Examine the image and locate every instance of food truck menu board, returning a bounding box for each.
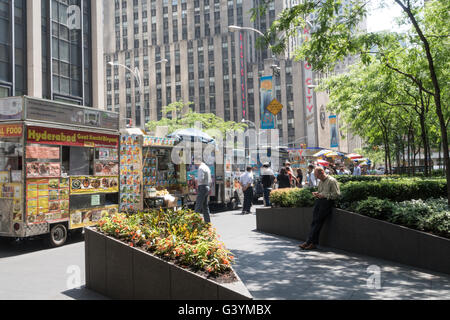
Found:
[70,176,119,194]
[70,204,119,229]
[26,178,70,225]
[0,182,23,222]
[143,136,177,147]
[119,135,142,211]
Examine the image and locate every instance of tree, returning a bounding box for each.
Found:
[145,100,247,137]
[254,0,450,203]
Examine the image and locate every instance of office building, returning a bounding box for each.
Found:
[104,0,362,151]
[0,0,105,108]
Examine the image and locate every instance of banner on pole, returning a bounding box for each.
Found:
[260,76,275,130]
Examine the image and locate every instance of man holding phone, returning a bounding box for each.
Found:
[299,167,341,250]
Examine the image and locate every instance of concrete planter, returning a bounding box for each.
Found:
[85,228,252,300]
[256,207,450,275]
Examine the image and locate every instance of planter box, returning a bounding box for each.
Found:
[84,227,252,300]
[256,207,450,275]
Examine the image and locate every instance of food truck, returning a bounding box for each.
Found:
[184,145,244,210]
[119,131,185,212]
[0,96,120,247]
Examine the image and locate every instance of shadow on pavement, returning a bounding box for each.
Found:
[228,230,449,300]
[0,233,85,259]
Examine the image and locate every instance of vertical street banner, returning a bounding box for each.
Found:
[303,61,316,148]
[302,19,317,148]
[260,76,275,130]
[239,32,247,119]
[329,115,339,148]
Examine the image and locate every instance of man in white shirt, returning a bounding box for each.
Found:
[195,159,212,223]
[239,166,254,214]
[353,163,362,176]
[306,164,318,188]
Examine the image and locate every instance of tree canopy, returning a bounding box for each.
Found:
[254,0,449,203]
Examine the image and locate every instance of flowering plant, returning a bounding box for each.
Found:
[98,209,235,276]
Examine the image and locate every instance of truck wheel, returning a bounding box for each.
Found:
[47,224,68,248]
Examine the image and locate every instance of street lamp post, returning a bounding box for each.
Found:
[108,59,168,128]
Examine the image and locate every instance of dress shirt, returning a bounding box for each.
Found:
[240,172,254,188]
[197,163,212,186]
[318,176,341,200]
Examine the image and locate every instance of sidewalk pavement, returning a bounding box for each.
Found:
[211,205,450,300]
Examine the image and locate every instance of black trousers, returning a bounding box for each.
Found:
[306,199,335,245]
[243,187,254,213]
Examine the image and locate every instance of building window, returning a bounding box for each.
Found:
[0,0,27,97]
[42,0,92,106]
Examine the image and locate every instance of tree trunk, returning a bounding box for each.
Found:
[412,130,416,175]
[407,130,411,176]
[395,0,450,204]
[419,114,429,177]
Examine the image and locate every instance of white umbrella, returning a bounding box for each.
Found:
[313,150,333,157]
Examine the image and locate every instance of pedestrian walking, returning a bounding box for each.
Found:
[261,163,275,207]
[194,159,212,224]
[277,167,292,189]
[296,169,304,188]
[240,166,254,214]
[306,164,318,188]
[285,162,296,187]
[299,167,341,250]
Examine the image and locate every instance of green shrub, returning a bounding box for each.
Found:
[424,211,450,238]
[339,178,447,205]
[270,188,315,208]
[388,199,432,231]
[287,188,316,208]
[351,197,450,239]
[355,197,395,220]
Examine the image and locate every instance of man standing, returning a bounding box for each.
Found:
[306,164,318,188]
[353,163,362,176]
[195,159,212,224]
[261,163,275,207]
[299,167,341,250]
[240,166,254,214]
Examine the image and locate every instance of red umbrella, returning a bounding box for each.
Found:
[317,159,330,167]
[347,153,363,160]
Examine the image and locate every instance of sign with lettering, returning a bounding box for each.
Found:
[260,76,275,130]
[0,124,23,138]
[27,127,119,148]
